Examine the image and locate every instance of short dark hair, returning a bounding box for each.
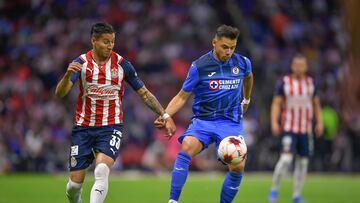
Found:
[91,22,115,38]
[215,25,240,40]
[292,53,307,60]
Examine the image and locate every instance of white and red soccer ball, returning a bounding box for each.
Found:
[218,136,247,165]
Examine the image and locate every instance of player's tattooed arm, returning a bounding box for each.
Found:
[136,86,165,116]
[137,86,177,137]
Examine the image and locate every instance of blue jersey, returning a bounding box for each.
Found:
[182,51,252,123]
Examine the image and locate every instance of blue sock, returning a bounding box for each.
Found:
[169,151,192,201]
[220,171,243,203]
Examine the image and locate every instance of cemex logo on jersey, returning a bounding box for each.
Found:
[209,79,241,90]
[209,80,219,90]
[87,84,117,100]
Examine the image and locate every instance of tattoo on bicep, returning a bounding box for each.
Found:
[139,89,164,115]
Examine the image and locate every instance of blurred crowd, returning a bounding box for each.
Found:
[0,0,359,174]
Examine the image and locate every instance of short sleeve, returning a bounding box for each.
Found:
[182,63,199,92]
[243,56,252,77]
[274,79,285,96]
[313,79,319,97]
[121,59,145,91]
[70,57,85,83]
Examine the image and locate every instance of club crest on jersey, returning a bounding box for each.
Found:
[111,68,118,78]
[70,156,77,167]
[232,66,240,75]
[209,80,219,90]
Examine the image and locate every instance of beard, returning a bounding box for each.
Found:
[101,50,111,59]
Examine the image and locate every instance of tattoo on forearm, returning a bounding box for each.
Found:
[139,90,164,115]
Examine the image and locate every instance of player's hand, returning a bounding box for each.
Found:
[164,117,176,139]
[241,98,250,113]
[66,62,82,75]
[315,122,324,138]
[154,117,166,128]
[271,123,281,136]
[154,116,176,139]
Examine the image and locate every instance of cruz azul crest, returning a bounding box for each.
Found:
[232,66,239,75]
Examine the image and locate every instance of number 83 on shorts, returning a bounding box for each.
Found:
[68,124,124,171]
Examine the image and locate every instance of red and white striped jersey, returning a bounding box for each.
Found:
[70,51,144,126]
[275,75,317,134]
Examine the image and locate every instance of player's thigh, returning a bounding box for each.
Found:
[69,169,87,183]
[181,136,203,156]
[179,119,216,154]
[297,134,310,157]
[93,124,124,162]
[228,159,246,172]
[281,133,297,153]
[69,126,96,171]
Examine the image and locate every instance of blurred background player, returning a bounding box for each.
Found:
[268,54,324,203]
[155,24,253,203]
[55,22,176,203]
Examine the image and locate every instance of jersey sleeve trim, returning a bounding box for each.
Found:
[274,78,285,96]
[243,56,252,77]
[70,56,85,83]
[121,59,145,91]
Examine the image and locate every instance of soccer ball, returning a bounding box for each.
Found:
[218,136,247,165]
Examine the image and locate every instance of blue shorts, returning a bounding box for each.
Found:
[68,124,123,171]
[281,132,310,157]
[179,118,245,158]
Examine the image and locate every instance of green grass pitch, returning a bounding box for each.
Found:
[0,173,359,203]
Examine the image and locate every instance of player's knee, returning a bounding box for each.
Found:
[180,137,202,156]
[299,157,309,167]
[94,163,110,180]
[228,160,246,172]
[180,143,192,154]
[280,153,293,165]
[69,170,86,183]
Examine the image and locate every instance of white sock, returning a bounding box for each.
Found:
[271,153,293,191]
[66,179,83,203]
[90,163,110,203]
[293,157,308,198]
